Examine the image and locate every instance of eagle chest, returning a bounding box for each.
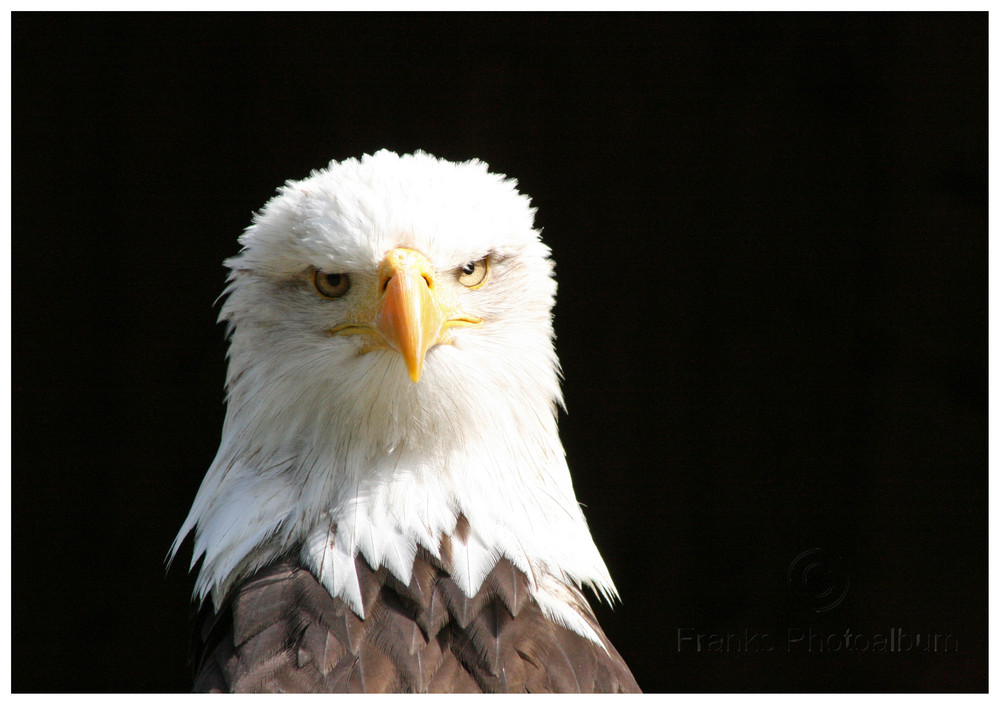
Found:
[193,549,640,693]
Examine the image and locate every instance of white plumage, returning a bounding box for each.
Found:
[172,150,619,651]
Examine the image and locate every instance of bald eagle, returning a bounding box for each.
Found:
[171,151,640,693]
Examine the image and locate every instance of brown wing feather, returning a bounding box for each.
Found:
[191,547,640,693]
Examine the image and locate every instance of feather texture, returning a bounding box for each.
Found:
[193,546,640,693]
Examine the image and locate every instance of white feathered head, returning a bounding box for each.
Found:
[174,151,616,639]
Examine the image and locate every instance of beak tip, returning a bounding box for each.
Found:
[402,353,423,383]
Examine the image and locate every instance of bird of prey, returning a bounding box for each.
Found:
[171,150,640,693]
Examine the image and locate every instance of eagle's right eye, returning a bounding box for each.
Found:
[313,270,351,299]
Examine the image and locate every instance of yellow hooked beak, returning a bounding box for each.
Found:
[327,248,482,383]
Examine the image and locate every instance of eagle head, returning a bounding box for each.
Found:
[173,151,617,643]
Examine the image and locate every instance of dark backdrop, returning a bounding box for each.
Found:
[12,12,986,692]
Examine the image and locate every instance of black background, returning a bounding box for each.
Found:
[13,12,986,693]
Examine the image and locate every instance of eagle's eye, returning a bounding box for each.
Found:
[457,257,489,289]
[313,270,351,299]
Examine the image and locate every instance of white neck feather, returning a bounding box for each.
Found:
[172,332,616,643]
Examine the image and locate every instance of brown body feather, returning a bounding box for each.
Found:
[192,542,640,693]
